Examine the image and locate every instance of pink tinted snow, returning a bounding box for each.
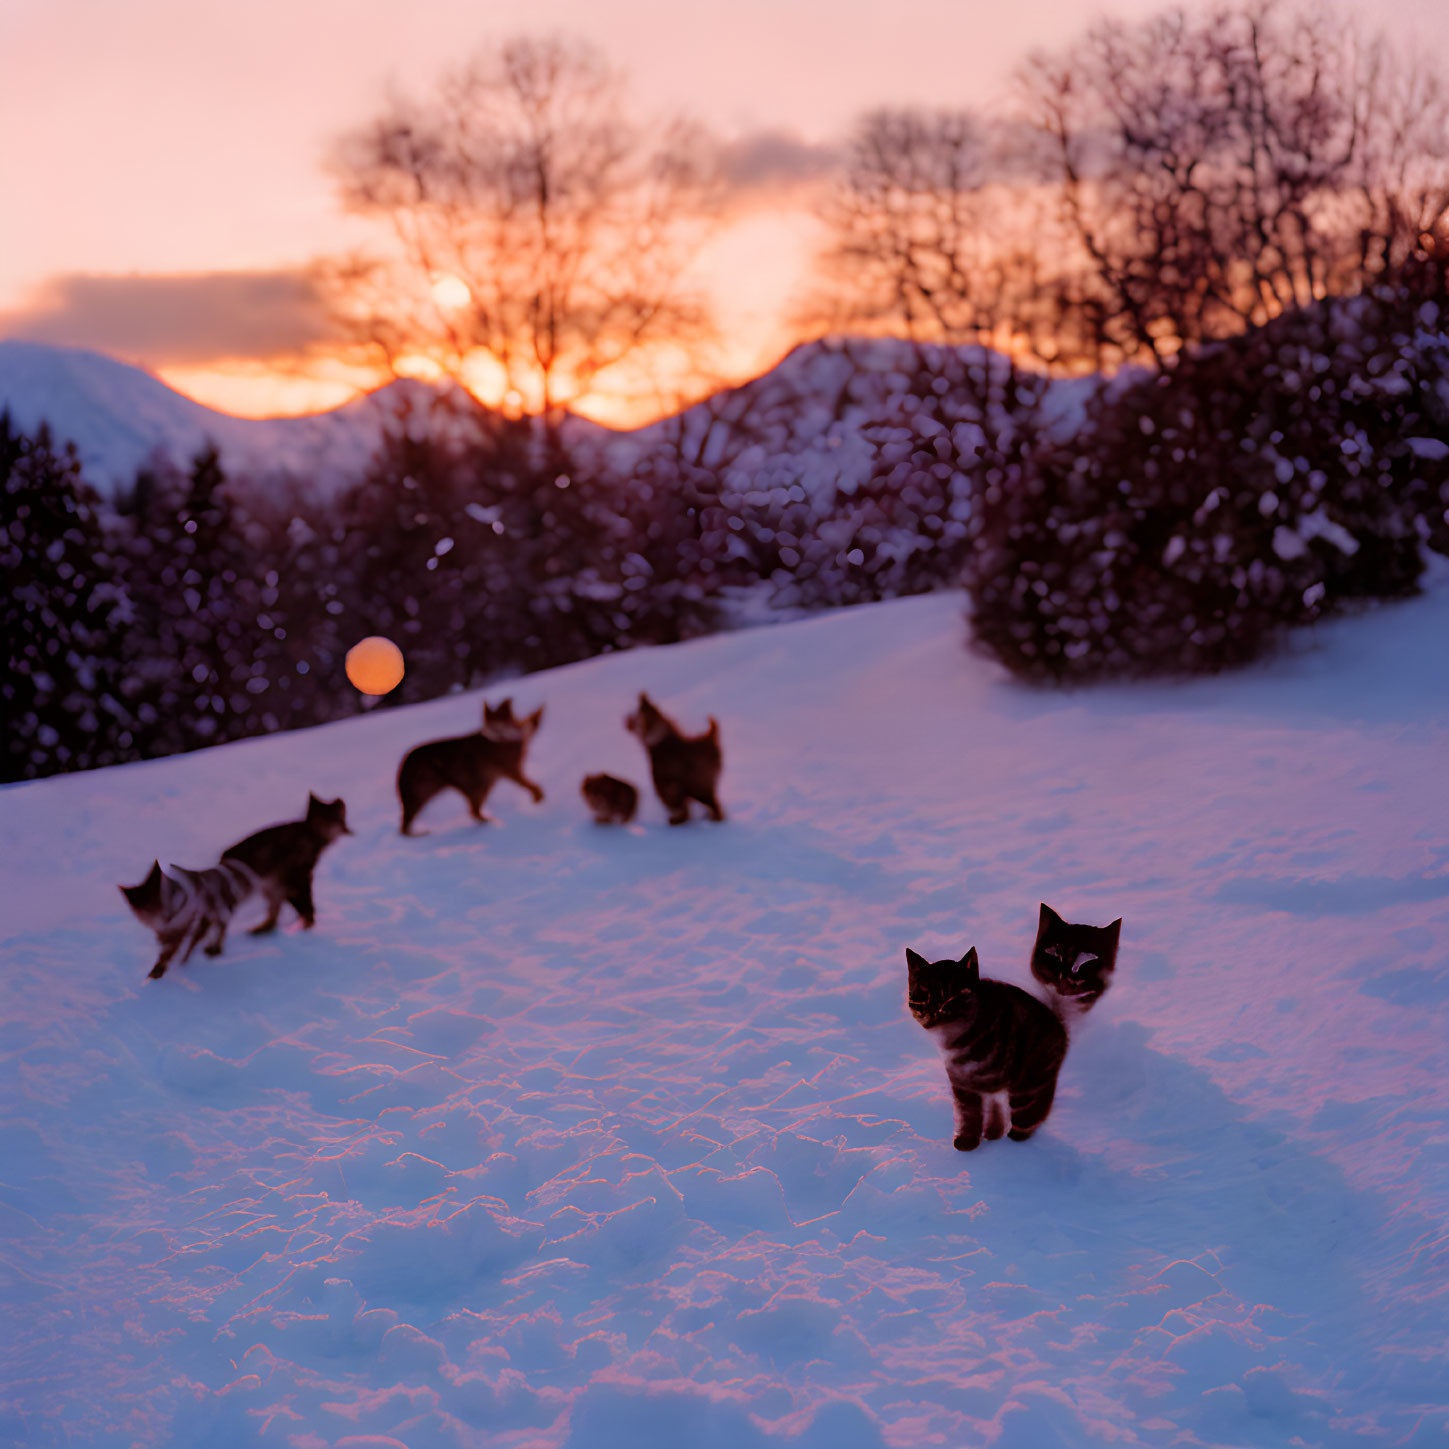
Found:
[1,579,1447,1447]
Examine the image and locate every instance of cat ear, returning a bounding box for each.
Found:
[959,947,979,978]
[1038,903,1063,931]
[905,948,930,972]
[308,791,322,807]
[530,704,545,727]
[1103,918,1122,945]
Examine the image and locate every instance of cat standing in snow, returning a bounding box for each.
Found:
[906,945,1067,1150]
[221,792,352,934]
[1028,904,1121,1027]
[581,772,639,824]
[625,693,724,825]
[120,858,259,980]
[396,698,546,836]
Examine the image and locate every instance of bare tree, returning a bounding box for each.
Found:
[812,109,1002,343]
[324,35,717,423]
[1019,1,1449,366]
[809,105,1143,370]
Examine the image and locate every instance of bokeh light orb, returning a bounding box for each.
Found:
[346,636,405,695]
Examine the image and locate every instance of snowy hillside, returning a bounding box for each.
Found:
[2,584,1447,1447]
[590,338,1101,505]
[0,341,442,492]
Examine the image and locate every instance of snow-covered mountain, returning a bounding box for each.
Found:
[0,340,442,492]
[2,579,1446,1447]
[0,338,1100,498]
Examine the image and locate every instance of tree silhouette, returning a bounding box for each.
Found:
[1019,1,1449,365]
[325,34,717,427]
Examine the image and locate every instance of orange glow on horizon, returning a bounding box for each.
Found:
[148,204,823,428]
[156,331,803,431]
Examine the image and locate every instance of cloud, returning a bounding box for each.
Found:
[0,269,339,365]
[717,129,840,194]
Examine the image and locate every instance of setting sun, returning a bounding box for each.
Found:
[430,274,473,312]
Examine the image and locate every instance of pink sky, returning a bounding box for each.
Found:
[3,0,1447,419]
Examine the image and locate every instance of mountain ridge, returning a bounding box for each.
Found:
[0,336,1095,496]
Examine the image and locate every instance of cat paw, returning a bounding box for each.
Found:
[203,943,223,957]
[952,1134,981,1152]
[1007,1128,1035,1142]
[147,965,167,980]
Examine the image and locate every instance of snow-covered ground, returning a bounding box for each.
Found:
[2,582,1447,1448]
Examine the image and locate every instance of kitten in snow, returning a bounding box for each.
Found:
[123,794,351,979]
[624,693,724,825]
[581,772,639,825]
[1028,903,1122,1027]
[397,698,545,836]
[120,858,259,980]
[221,793,352,935]
[906,945,1067,1150]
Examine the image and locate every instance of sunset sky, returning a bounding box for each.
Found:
[4,0,1448,423]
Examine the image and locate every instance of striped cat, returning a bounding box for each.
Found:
[906,945,1067,1150]
[120,858,259,980]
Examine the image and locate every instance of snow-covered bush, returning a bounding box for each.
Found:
[966,279,1449,681]
[617,339,1047,615]
[778,347,1045,610]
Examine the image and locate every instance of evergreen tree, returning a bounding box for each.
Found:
[1,414,135,780]
[116,443,266,755]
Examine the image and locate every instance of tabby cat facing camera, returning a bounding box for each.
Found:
[906,946,1067,1150]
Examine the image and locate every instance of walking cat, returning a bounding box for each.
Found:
[624,693,724,825]
[1029,904,1122,1025]
[581,772,639,825]
[906,945,1067,1149]
[221,793,352,934]
[120,858,259,980]
[397,698,545,836]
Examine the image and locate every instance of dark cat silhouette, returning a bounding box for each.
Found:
[120,858,258,980]
[624,693,723,826]
[581,773,639,825]
[396,697,545,836]
[221,793,351,935]
[1029,903,1122,1025]
[907,945,1067,1149]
